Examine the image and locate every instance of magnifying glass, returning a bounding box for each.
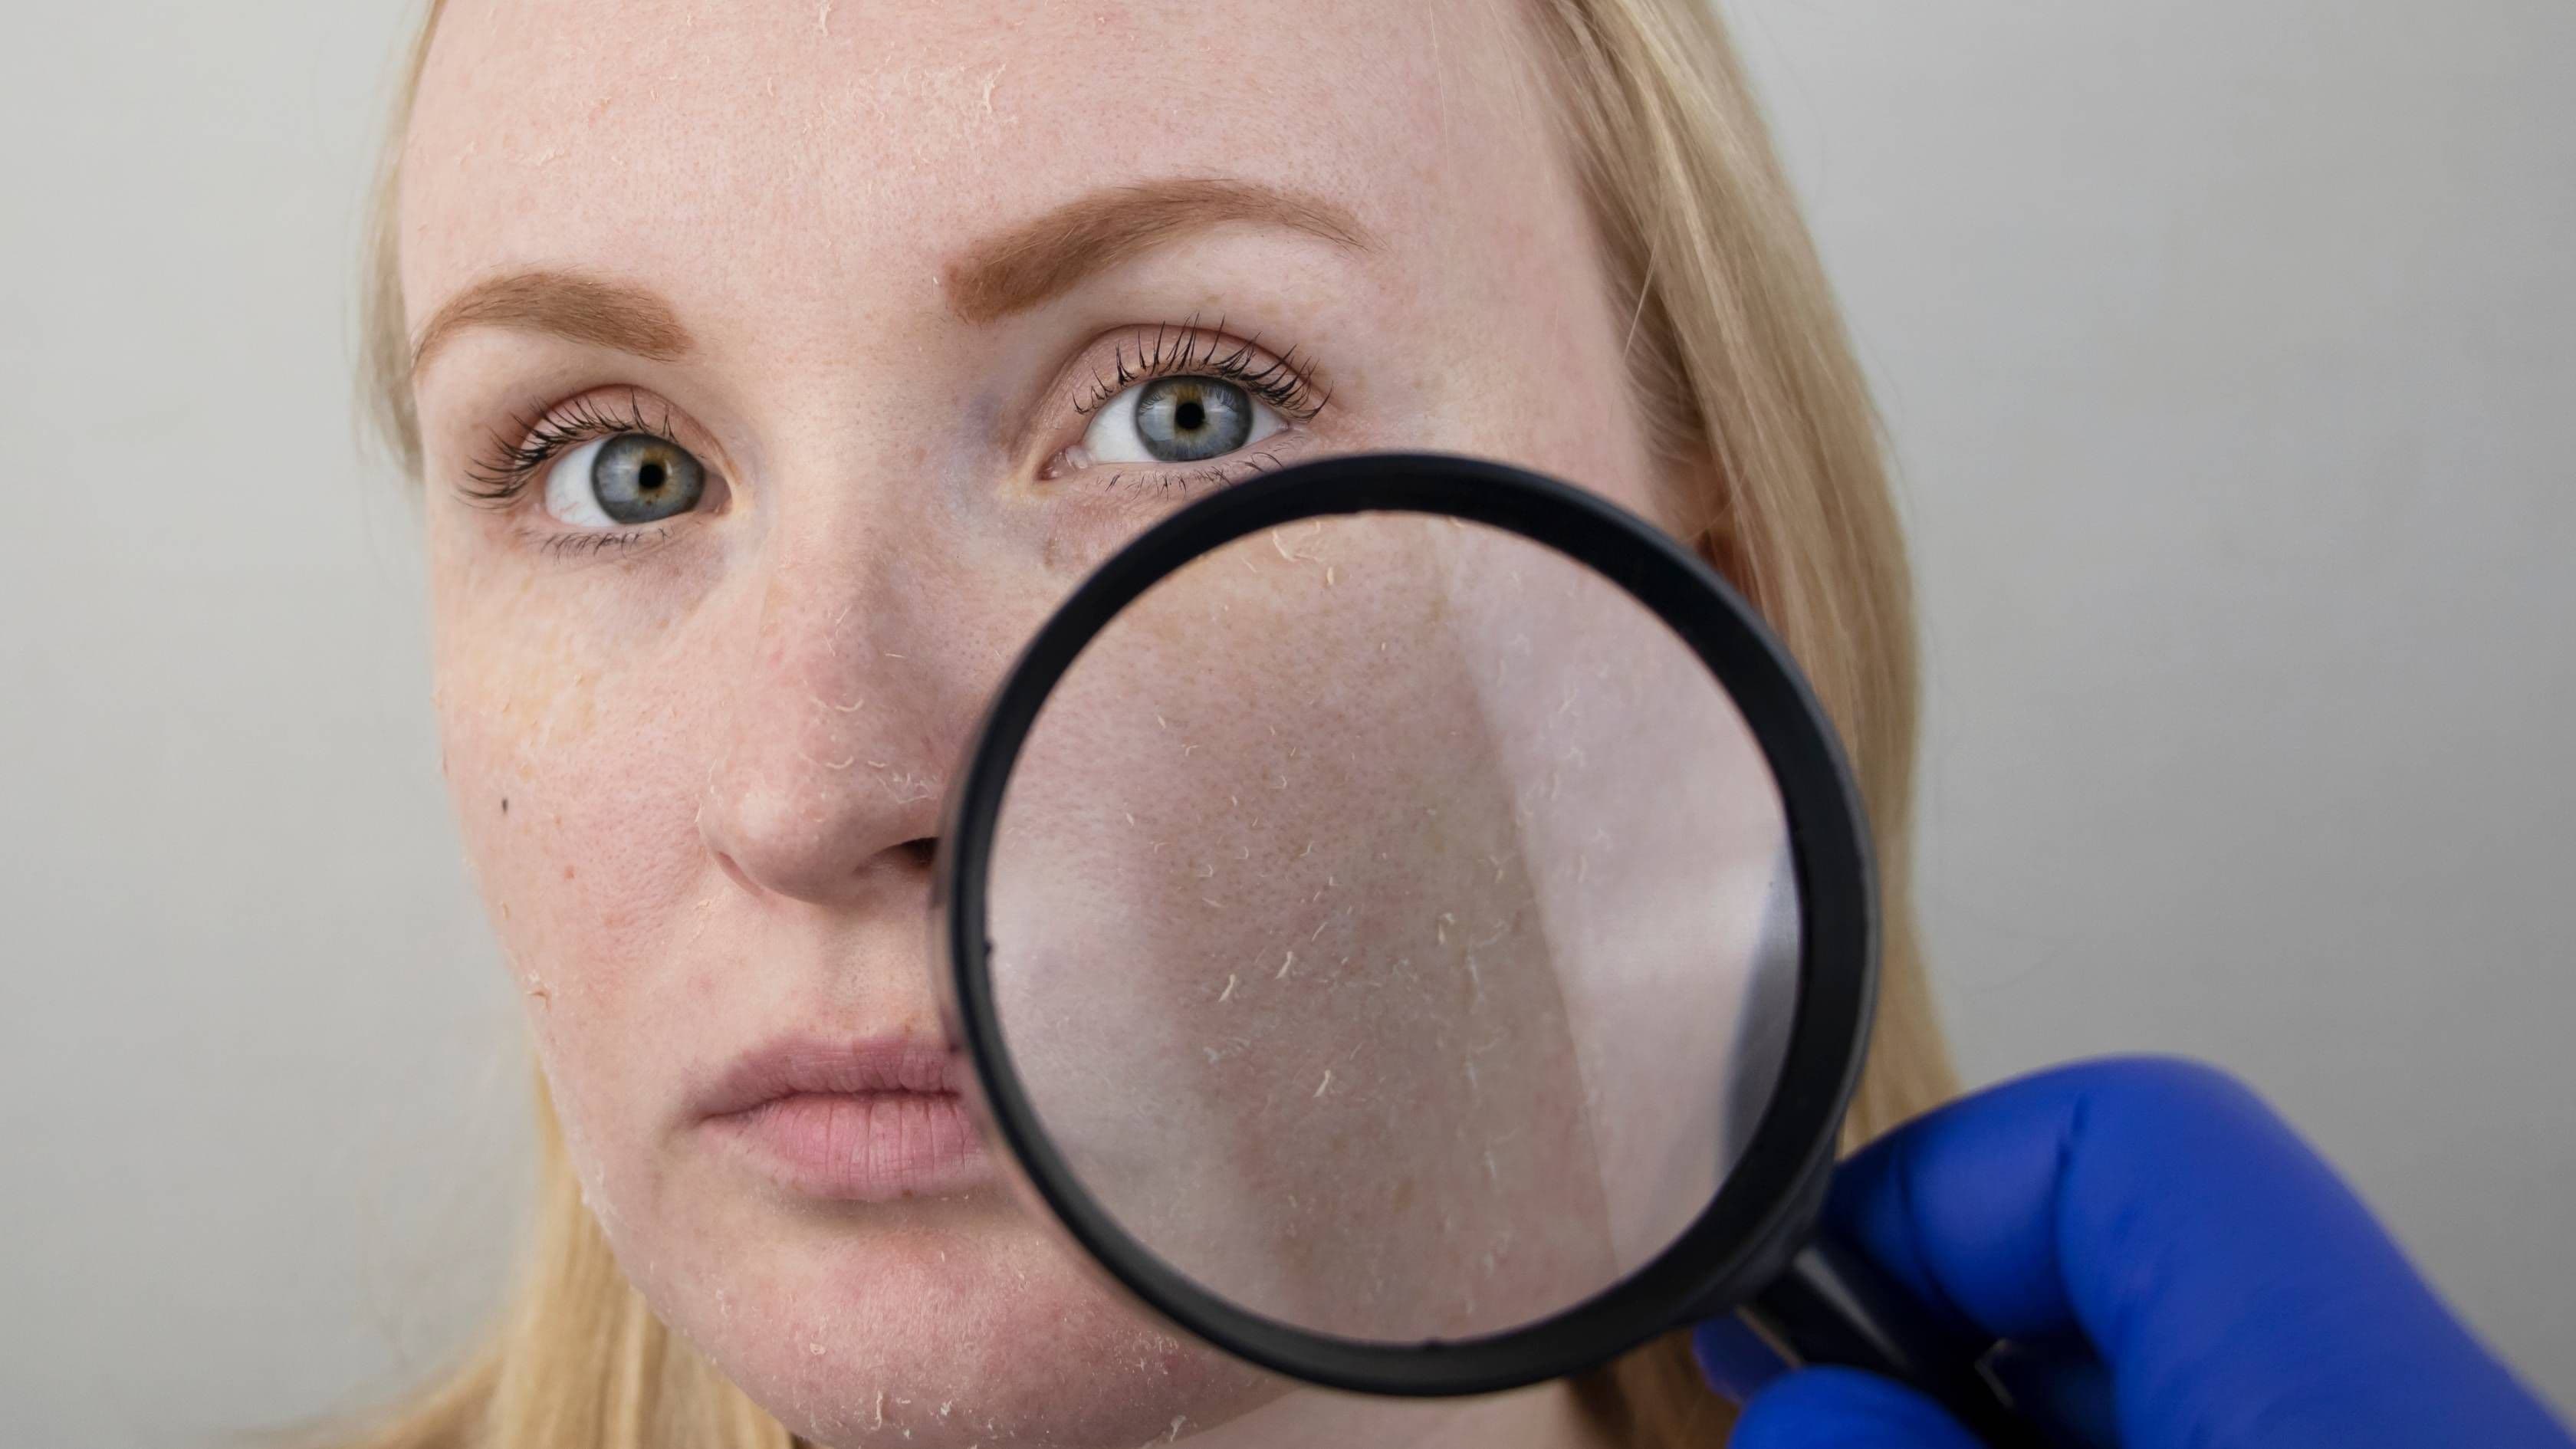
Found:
[933,452,2042,1444]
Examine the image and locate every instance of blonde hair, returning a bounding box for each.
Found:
[344,0,1956,1444]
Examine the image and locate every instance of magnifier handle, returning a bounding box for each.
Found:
[1743,1234,2062,1449]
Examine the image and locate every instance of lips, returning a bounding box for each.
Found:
[698,1034,992,1201]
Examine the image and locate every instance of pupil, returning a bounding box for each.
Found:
[1175,399,1205,432]
[639,459,666,491]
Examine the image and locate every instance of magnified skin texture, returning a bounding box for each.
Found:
[992,519,1625,1345]
[402,1,1728,1444]
[990,517,1792,1342]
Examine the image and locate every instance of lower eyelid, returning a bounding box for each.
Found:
[517,522,682,564]
[1116,446,1297,489]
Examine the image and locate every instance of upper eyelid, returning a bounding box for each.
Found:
[1066,321,1331,420]
[457,387,708,508]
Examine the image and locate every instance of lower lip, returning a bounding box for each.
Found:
[706,1092,991,1201]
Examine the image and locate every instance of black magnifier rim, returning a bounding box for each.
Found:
[936,452,1876,1398]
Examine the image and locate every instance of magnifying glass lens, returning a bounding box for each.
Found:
[982,509,1799,1345]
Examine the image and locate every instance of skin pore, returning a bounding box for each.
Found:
[401,2,1690,1444]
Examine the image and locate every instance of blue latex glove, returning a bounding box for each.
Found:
[1697,1056,2571,1448]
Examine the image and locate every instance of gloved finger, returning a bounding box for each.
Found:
[1822,1055,2567,1448]
[1729,1365,1987,1449]
[1689,1312,1790,1403]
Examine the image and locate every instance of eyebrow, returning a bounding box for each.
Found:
[409,269,693,383]
[406,179,1368,376]
[943,177,1373,323]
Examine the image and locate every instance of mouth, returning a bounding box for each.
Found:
[698,1034,992,1202]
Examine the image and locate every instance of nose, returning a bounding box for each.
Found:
[697,521,968,909]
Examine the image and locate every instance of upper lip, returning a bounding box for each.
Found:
[695,1031,968,1120]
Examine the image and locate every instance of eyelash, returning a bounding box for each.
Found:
[532,527,673,560]
[1096,458,1288,494]
[459,391,678,511]
[1071,318,1330,423]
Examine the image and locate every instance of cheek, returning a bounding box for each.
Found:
[428,539,718,1017]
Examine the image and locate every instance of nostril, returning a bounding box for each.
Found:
[896,837,938,872]
[713,849,761,897]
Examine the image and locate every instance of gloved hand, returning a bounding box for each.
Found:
[1697,1056,2572,1448]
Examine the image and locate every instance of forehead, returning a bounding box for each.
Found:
[399,0,1562,336]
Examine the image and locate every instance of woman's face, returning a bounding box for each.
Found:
[402,1,1681,1443]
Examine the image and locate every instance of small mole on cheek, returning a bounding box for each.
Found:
[500,797,509,815]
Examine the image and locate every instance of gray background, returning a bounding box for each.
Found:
[1,2,2567,1444]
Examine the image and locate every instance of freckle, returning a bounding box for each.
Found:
[499,797,510,815]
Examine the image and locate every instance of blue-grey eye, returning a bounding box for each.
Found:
[1092,376,1275,465]
[542,432,708,528]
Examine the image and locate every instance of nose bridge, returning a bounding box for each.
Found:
[701,498,955,905]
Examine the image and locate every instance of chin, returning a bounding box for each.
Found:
[613,1186,1282,1449]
